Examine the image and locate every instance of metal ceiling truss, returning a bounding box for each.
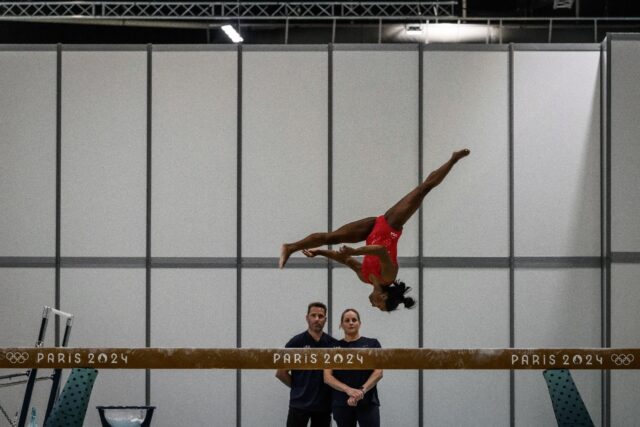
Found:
[0,1,457,20]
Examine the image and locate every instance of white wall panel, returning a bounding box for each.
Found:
[0,51,56,256]
[0,269,55,345]
[61,51,147,257]
[60,269,146,344]
[243,50,327,258]
[333,49,419,256]
[514,269,600,347]
[514,268,601,426]
[610,263,640,427]
[151,370,236,427]
[610,39,640,251]
[608,38,640,427]
[422,268,509,426]
[424,371,509,427]
[150,269,236,346]
[611,264,640,347]
[0,270,53,427]
[60,269,146,427]
[423,268,509,347]
[611,371,640,427]
[333,268,419,427]
[152,51,237,257]
[514,51,601,256]
[241,269,328,427]
[150,269,236,427]
[423,51,509,257]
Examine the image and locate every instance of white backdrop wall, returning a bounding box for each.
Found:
[0,50,57,257]
[151,48,238,258]
[61,49,148,257]
[609,34,640,427]
[0,48,58,427]
[423,48,509,258]
[512,48,604,427]
[0,41,637,427]
[513,50,601,257]
[243,48,328,259]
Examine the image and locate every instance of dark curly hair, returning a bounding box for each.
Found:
[382,280,416,312]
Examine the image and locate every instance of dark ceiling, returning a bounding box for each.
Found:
[0,0,639,44]
[469,0,639,17]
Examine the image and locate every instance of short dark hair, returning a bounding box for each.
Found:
[382,280,416,312]
[307,302,327,315]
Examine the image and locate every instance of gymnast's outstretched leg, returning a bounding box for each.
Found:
[383,149,470,230]
[279,217,376,268]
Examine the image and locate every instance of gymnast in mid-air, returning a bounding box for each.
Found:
[279,149,470,312]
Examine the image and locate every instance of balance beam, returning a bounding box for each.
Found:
[1,348,638,370]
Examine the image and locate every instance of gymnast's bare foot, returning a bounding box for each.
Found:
[452,148,470,162]
[279,244,293,268]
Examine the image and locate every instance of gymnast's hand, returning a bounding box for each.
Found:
[302,249,319,258]
[338,245,356,255]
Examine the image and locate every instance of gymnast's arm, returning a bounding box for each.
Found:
[275,369,292,387]
[340,245,394,274]
[303,249,363,278]
[339,244,387,257]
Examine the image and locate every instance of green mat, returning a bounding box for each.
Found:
[543,369,594,427]
[44,368,98,427]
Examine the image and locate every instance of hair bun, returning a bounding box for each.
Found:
[384,280,417,312]
[403,296,416,309]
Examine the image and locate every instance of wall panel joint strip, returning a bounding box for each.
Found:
[418,42,424,427]
[55,43,62,347]
[508,42,515,427]
[328,43,334,336]
[599,41,608,427]
[604,35,612,427]
[145,42,153,407]
[236,43,243,427]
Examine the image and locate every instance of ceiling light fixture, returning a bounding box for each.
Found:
[221,25,243,43]
[553,0,575,9]
[406,24,423,34]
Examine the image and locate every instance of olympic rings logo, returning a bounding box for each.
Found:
[611,354,635,366]
[4,352,29,364]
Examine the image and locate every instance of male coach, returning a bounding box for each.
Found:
[276,302,338,427]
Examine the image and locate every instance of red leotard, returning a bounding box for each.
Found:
[360,216,402,283]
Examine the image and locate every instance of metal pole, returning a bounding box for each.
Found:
[332,18,336,43]
[285,17,289,44]
[17,310,50,427]
[44,317,74,422]
[486,19,490,44]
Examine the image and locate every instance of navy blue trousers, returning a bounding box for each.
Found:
[286,406,332,427]
[332,405,380,427]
